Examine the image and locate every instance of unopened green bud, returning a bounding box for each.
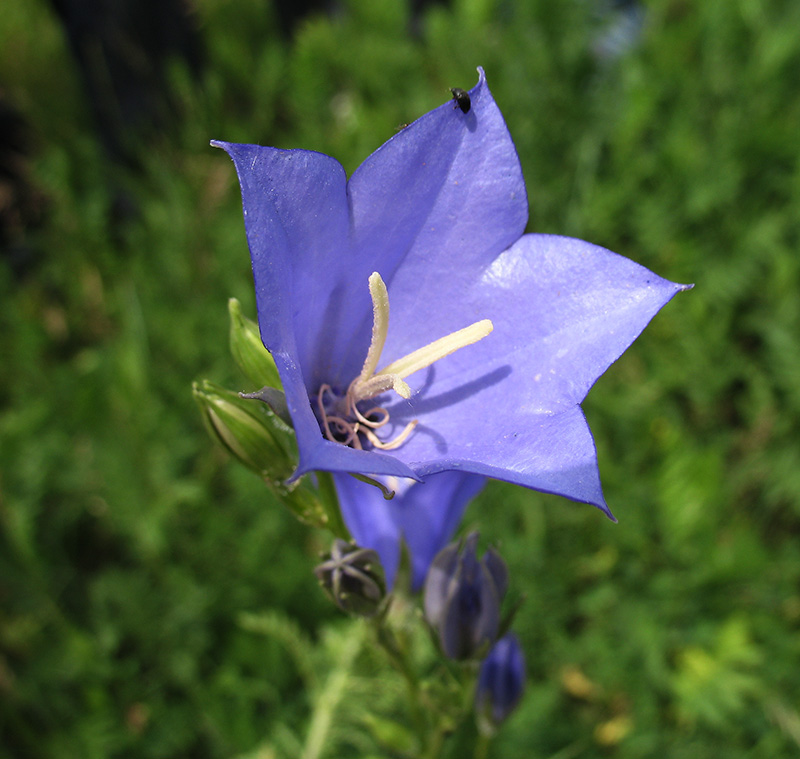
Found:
[314,539,386,617]
[193,379,294,480]
[193,380,347,536]
[228,298,282,389]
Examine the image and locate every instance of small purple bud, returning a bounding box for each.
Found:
[476,634,526,726]
[423,533,507,660]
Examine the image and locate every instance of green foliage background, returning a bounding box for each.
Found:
[2,0,800,756]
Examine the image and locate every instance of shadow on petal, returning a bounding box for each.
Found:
[402,364,512,416]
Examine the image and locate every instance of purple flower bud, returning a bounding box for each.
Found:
[423,533,507,660]
[476,634,526,726]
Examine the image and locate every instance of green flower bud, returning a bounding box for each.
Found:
[193,380,347,536]
[193,379,294,480]
[314,539,386,617]
[228,298,282,389]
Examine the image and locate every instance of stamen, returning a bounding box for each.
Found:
[376,319,493,382]
[317,272,493,452]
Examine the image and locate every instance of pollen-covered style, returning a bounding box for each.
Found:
[214,68,689,530]
[317,270,493,452]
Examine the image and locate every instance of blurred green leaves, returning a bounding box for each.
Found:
[3,0,800,756]
[672,618,763,731]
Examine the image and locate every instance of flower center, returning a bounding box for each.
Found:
[317,272,493,450]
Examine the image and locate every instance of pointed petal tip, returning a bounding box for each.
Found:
[594,499,617,523]
[210,139,253,157]
[285,466,303,485]
[210,140,239,158]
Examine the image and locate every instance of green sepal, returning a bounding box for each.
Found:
[228,297,282,388]
[350,472,395,499]
[281,473,347,538]
[314,470,348,538]
[391,537,414,598]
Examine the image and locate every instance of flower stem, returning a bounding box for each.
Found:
[474,733,491,759]
[372,618,431,744]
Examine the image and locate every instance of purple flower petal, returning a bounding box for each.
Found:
[345,68,528,371]
[384,234,689,411]
[372,234,690,514]
[210,143,411,479]
[334,471,485,589]
[210,144,348,370]
[389,403,612,516]
[215,69,525,391]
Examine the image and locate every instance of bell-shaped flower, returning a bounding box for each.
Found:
[213,67,689,529]
[423,532,508,659]
[475,633,526,727]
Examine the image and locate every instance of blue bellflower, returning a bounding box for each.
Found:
[214,68,688,573]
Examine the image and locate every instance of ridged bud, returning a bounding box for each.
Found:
[475,633,526,729]
[423,533,508,660]
[228,298,282,389]
[193,379,294,479]
[314,539,386,617]
[194,380,346,535]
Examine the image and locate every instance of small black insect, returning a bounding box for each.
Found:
[450,87,471,114]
